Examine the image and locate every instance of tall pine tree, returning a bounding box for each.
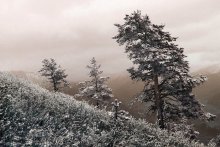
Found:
[113,11,215,128]
[79,57,113,107]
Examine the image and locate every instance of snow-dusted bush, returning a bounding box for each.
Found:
[166,118,199,141]
[208,135,220,147]
[0,72,206,146]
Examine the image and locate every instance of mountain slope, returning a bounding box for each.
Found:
[108,73,220,142]
[0,72,206,146]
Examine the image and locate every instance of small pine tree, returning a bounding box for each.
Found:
[79,57,113,107]
[112,99,121,121]
[39,58,68,92]
[113,10,215,129]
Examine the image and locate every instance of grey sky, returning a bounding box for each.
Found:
[0,0,220,79]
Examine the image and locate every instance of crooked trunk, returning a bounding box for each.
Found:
[153,74,165,129]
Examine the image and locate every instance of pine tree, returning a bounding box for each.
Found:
[112,99,121,121]
[113,10,215,129]
[39,58,68,92]
[79,57,113,107]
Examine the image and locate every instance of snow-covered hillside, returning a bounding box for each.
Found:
[0,72,207,146]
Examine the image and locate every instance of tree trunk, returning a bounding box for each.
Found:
[53,80,58,92]
[95,78,98,93]
[95,76,100,108]
[153,74,165,129]
[115,105,118,121]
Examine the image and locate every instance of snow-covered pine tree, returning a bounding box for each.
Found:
[39,58,68,92]
[79,57,113,107]
[113,10,215,129]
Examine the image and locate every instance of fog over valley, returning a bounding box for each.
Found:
[1,0,220,80]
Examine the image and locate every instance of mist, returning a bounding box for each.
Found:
[1,0,220,80]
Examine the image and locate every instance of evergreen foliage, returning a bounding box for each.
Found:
[113,10,215,128]
[39,58,68,92]
[79,57,113,107]
[0,72,207,146]
[111,99,121,121]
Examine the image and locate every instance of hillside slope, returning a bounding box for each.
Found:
[108,73,220,142]
[0,72,206,146]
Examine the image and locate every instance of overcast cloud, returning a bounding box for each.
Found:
[0,0,220,79]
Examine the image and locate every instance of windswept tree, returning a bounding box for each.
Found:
[113,11,215,129]
[79,57,113,107]
[39,58,68,92]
